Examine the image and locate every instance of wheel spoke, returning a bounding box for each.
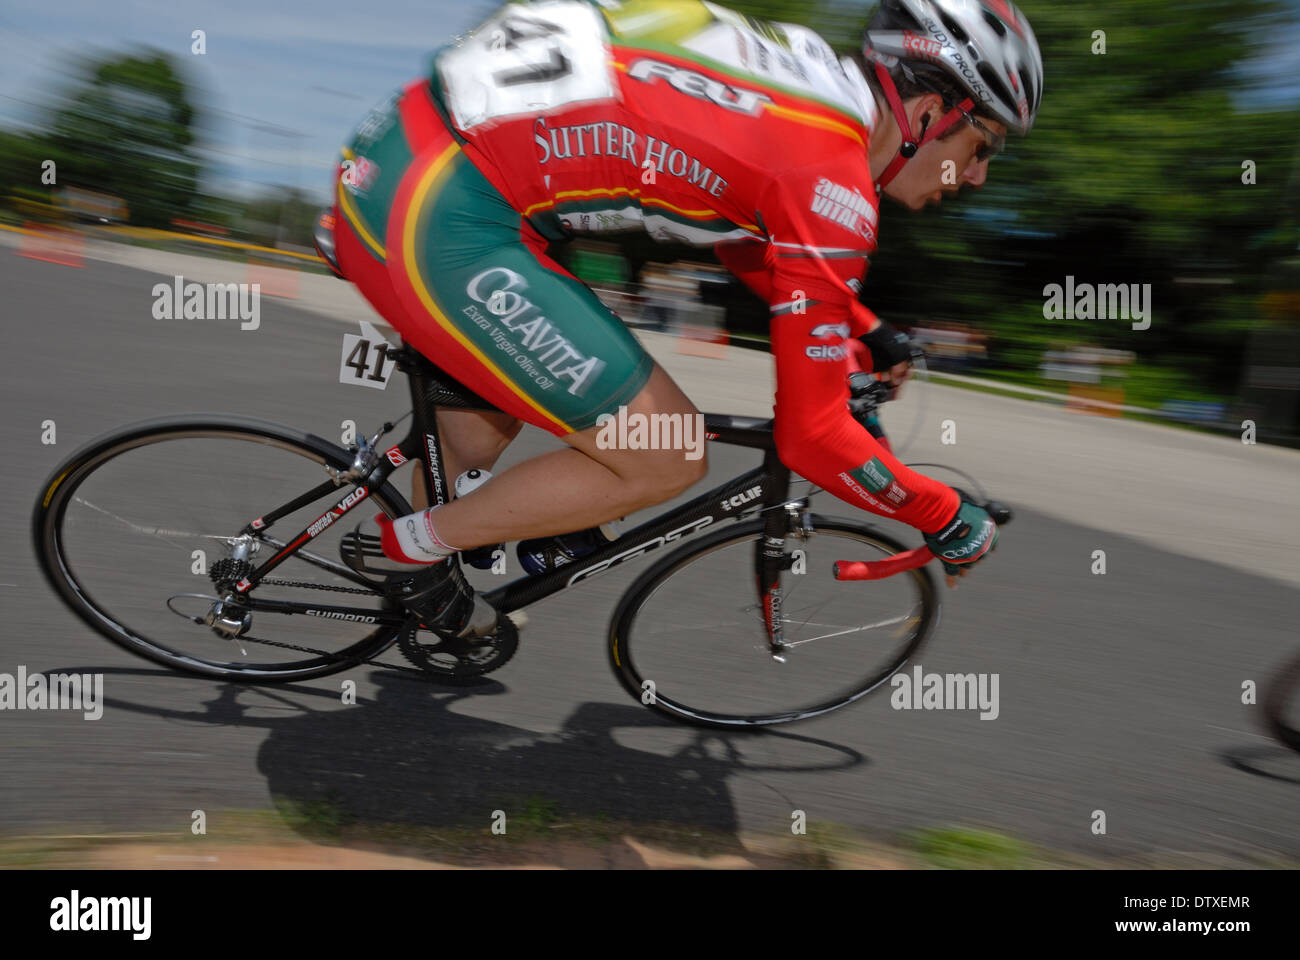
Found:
[782,614,912,647]
[39,424,408,681]
[71,495,231,544]
[611,519,935,726]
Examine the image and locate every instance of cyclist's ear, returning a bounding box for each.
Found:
[907,93,944,140]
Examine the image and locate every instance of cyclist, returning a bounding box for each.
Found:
[326,0,1043,636]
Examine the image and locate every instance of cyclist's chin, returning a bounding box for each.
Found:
[896,189,943,211]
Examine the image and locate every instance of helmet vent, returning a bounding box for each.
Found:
[977,61,1016,112]
[938,12,969,44]
[982,9,1008,37]
[867,0,1043,132]
[1019,66,1038,112]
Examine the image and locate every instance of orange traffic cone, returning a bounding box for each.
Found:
[246,257,300,299]
[18,223,85,267]
[1065,382,1123,417]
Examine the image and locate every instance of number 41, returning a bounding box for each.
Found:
[345,339,390,382]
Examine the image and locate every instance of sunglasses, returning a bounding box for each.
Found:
[899,63,1007,163]
[959,108,1005,163]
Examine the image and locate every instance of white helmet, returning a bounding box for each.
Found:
[864,0,1044,135]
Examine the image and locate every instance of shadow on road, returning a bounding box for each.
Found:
[83,665,866,863]
[1219,744,1300,786]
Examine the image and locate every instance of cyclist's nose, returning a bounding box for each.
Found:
[963,159,990,188]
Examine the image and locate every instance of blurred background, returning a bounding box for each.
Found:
[2,0,1299,871]
[2,0,1298,440]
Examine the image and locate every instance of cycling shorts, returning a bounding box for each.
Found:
[331,80,653,436]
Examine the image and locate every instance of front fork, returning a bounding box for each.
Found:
[754,457,811,661]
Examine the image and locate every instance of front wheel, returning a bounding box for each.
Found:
[608,516,939,728]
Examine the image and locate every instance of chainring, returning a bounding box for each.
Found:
[396,614,519,683]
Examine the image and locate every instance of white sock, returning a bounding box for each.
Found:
[378,507,460,563]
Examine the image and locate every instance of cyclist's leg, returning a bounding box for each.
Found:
[335,81,704,552]
[329,87,527,510]
[382,154,705,548]
[406,409,522,511]
[433,363,704,548]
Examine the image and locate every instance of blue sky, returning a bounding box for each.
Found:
[0,0,499,200]
[2,0,1297,203]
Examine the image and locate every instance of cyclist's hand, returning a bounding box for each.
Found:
[882,360,912,397]
[859,321,918,398]
[923,496,998,589]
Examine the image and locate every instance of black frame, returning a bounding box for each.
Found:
[225,346,804,646]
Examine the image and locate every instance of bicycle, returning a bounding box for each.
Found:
[33,344,1011,729]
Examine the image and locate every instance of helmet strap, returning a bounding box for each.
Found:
[872,61,974,190]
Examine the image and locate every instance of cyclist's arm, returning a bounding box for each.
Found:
[744,168,958,533]
[715,242,883,337]
[770,303,956,531]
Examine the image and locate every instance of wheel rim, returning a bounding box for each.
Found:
[612,520,937,726]
[39,427,409,679]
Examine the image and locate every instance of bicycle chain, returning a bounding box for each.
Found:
[257,577,378,595]
[224,572,509,680]
[233,577,428,675]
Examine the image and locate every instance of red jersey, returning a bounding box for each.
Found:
[434,0,883,333]
[430,0,957,532]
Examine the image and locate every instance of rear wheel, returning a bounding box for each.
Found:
[33,416,414,682]
[608,516,939,728]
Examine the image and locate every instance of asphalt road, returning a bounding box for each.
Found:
[2,252,1297,864]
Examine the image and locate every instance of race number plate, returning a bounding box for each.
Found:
[339,320,397,389]
[437,0,615,130]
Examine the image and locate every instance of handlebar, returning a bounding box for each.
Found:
[833,500,1013,581]
[847,371,892,422]
[833,545,932,581]
[838,368,1011,581]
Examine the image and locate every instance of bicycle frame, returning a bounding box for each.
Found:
[220,346,810,649]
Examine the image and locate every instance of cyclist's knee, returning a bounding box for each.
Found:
[676,448,709,490]
[566,363,707,504]
[438,409,522,473]
[653,447,708,498]
[608,446,707,506]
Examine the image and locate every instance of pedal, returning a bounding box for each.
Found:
[461,595,501,639]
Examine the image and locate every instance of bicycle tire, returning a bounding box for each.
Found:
[607,515,939,729]
[33,415,414,682]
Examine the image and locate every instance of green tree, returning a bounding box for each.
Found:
[732,0,1299,399]
[237,188,322,248]
[46,50,200,227]
[863,1,1298,388]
